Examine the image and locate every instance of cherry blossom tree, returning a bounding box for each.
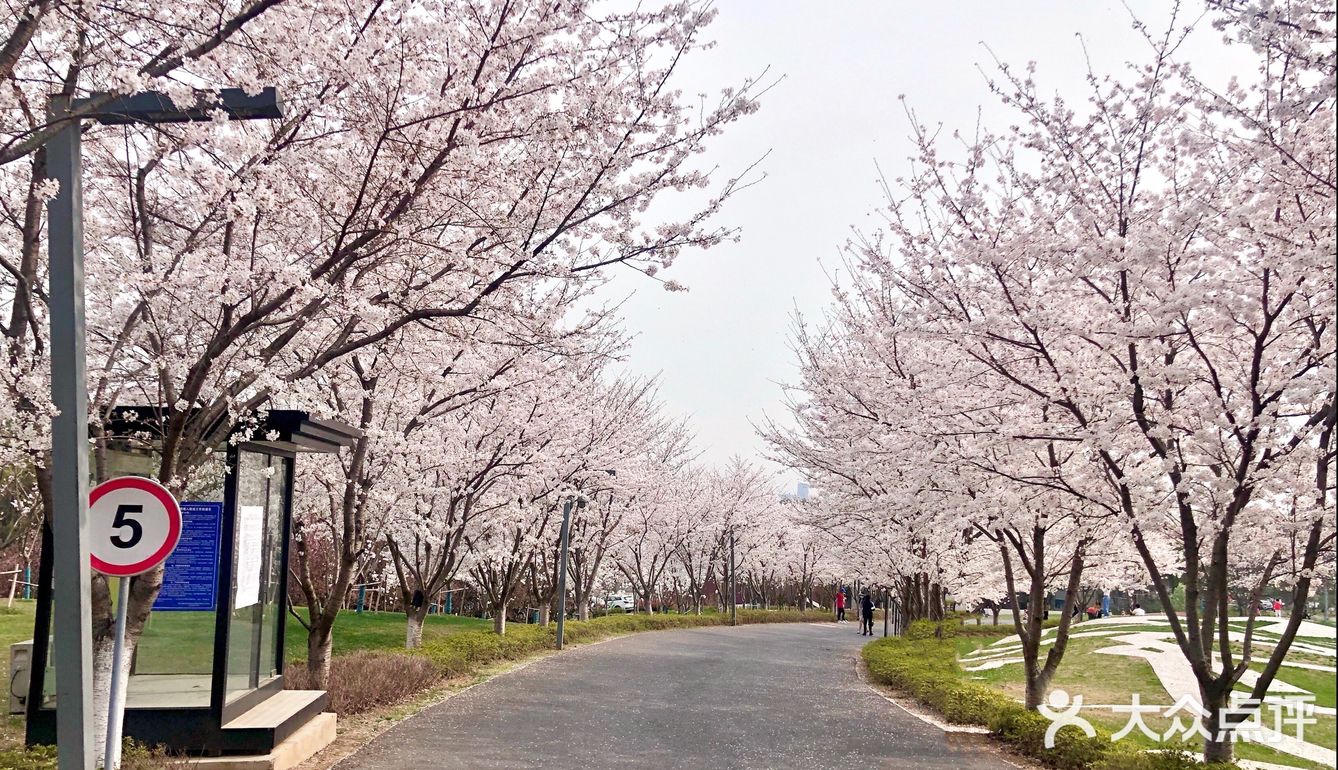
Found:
[768,3,1333,760]
[670,459,775,614]
[556,377,669,621]
[2,0,760,744]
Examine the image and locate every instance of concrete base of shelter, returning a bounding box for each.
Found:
[187,712,336,770]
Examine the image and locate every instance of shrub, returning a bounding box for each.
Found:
[904,619,1007,640]
[1092,749,1236,770]
[990,706,1110,769]
[0,745,55,770]
[120,741,191,770]
[958,623,1016,638]
[421,625,551,677]
[286,651,441,715]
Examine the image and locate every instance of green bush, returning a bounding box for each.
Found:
[0,745,55,770]
[958,623,1017,637]
[903,619,1008,640]
[1092,749,1236,770]
[861,636,1239,770]
[421,624,551,676]
[990,706,1110,769]
[906,620,956,639]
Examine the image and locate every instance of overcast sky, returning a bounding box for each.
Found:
[600,2,1247,487]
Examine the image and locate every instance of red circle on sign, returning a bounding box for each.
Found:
[89,476,182,577]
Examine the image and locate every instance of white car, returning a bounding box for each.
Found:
[604,594,635,612]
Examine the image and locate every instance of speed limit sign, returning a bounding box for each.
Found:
[89,476,183,577]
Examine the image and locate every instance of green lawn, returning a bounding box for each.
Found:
[953,621,1337,769]
[1247,663,1337,710]
[963,635,1169,706]
[131,604,490,671]
[0,601,489,673]
[0,603,37,752]
[283,607,488,661]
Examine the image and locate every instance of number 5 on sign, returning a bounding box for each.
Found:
[88,476,181,770]
[90,476,182,577]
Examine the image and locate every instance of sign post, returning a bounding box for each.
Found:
[88,476,182,770]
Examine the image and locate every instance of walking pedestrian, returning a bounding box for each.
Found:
[836,588,847,622]
[860,591,875,636]
[1273,598,1283,618]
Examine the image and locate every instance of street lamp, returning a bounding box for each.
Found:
[46,87,281,770]
[555,469,615,650]
[729,529,737,626]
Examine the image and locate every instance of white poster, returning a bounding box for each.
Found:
[234,504,264,609]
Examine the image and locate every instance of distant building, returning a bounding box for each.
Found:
[780,482,814,503]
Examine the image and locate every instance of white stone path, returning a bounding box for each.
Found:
[959,615,1338,767]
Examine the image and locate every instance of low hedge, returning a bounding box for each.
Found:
[862,627,1238,770]
[420,609,815,677]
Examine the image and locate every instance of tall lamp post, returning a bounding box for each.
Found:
[554,495,579,650]
[46,88,281,770]
[555,470,615,650]
[729,529,737,626]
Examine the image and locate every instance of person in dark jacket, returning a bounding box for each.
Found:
[859,592,876,636]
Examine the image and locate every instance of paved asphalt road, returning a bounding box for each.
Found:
[338,622,1019,770]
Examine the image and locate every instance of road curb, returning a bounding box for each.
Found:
[850,652,1035,769]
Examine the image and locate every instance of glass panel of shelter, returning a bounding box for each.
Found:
[225,449,287,704]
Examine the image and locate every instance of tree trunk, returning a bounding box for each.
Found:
[405,605,429,649]
[538,604,551,627]
[1201,684,1233,763]
[577,600,590,621]
[91,632,136,767]
[307,622,335,688]
[1024,662,1052,710]
[493,602,508,635]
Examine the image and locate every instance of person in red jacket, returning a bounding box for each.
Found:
[835,588,847,622]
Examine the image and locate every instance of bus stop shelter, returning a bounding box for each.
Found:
[24,408,359,756]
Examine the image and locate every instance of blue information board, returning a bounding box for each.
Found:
[153,501,222,612]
